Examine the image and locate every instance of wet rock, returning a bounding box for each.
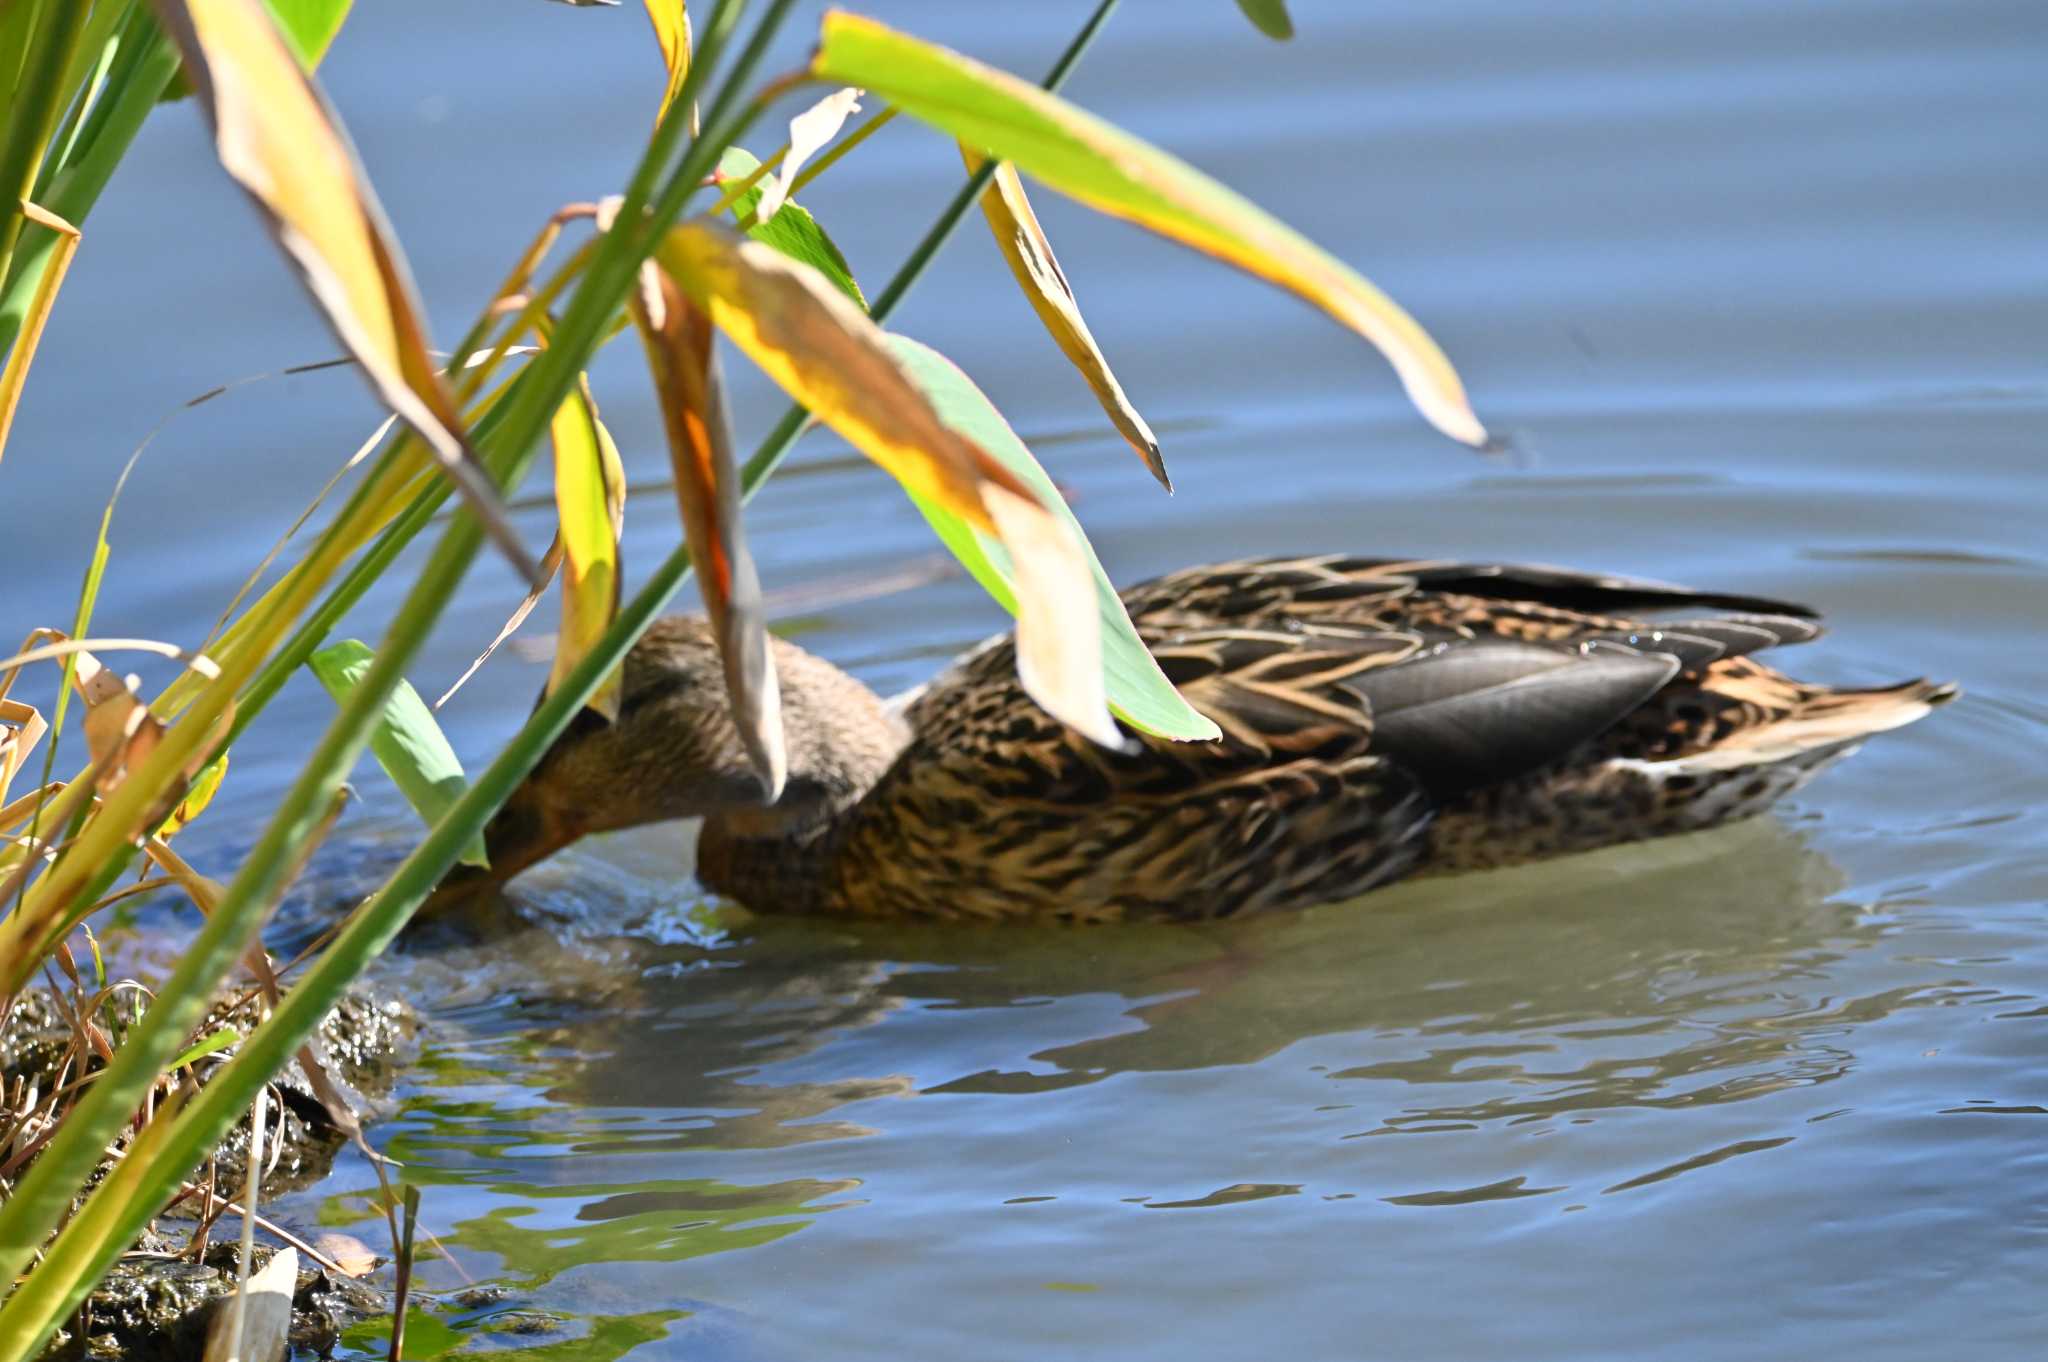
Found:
[197,987,418,1196]
[5,985,415,1359]
[40,1245,392,1361]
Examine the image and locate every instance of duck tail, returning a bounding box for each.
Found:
[1670,677,1959,773]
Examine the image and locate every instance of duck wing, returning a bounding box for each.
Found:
[1121,554,1821,658]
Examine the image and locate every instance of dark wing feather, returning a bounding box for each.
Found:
[1353,640,1681,798]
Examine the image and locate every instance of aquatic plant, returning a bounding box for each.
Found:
[0,0,1479,1352]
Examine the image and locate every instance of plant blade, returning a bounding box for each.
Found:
[962,146,1165,490]
[0,203,80,469]
[631,263,784,797]
[307,640,486,867]
[658,218,1118,747]
[149,0,539,583]
[718,146,865,308]
[170,1025,242,1071]
[812,12,1486,449]
[888,336,1218,742]
[545,377,627,722]
[1233,0,1295,40]
[263,0,352,67]
[640,0,691,127]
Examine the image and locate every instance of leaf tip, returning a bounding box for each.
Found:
[1234,0,1296,39]
[1435,404,1491,450]
[1143,442,1172,493]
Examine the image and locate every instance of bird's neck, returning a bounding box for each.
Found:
[693,669,912,916]
[694,812,843,915]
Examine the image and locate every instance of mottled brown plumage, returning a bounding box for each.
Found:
[462,555,1955,923]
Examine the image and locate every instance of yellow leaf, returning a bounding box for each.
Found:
[640,0,691,128]
[655,219,1120,748]
[151,0,538,582]
[545,377,626,721]
[962,146,1166,490]
[629,263,785,796]
[814,12,1487,449]
[158,754,228,840]
[0,203,80,471]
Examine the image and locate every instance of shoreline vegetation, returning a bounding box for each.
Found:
[0,0,1486,1354]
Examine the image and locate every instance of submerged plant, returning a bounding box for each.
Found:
[0,0,1480,1351]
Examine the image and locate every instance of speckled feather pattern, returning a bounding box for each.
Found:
[691,556,1954,922]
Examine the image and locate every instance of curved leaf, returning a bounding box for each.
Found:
[962,145,1165,490]
[812,12,1485,448]
[755,86,862,224]
[1233,0,1294,40]
[629,264,784,796]
[546,376,627,722]
[308,640,486,867]
[888,336,1218,742]
[640,0,691,126]
[655,219,1118,747]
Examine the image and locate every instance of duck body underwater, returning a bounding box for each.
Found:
[447,555,1955,923]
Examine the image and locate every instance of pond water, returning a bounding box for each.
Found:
[7,0,2047,1358]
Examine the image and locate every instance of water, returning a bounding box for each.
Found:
[7,0,2047,1357]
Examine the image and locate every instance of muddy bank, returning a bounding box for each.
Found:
[3,985,416,1359]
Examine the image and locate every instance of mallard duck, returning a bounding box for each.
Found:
[459,555,1954,923]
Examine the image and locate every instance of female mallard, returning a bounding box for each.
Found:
[463,555,1954,923]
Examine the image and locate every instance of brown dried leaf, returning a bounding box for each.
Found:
[655,219,1118,746]
[963,146,1166,490]
[630,263,785,795]
[310,1232,379,1279]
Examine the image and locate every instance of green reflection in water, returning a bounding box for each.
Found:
[342,1307,687,1360]
[444,1175,858,1286]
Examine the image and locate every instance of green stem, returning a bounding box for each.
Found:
[740,0,1121,492]
[473,0,756,489]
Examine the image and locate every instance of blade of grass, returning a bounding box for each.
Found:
[0,0,89,288]
[307,640,487,866]
[812,12,1485,448]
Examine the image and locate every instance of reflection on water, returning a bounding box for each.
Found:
[275,813,2039,1357]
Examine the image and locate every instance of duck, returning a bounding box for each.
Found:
[453,555,1955,923]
